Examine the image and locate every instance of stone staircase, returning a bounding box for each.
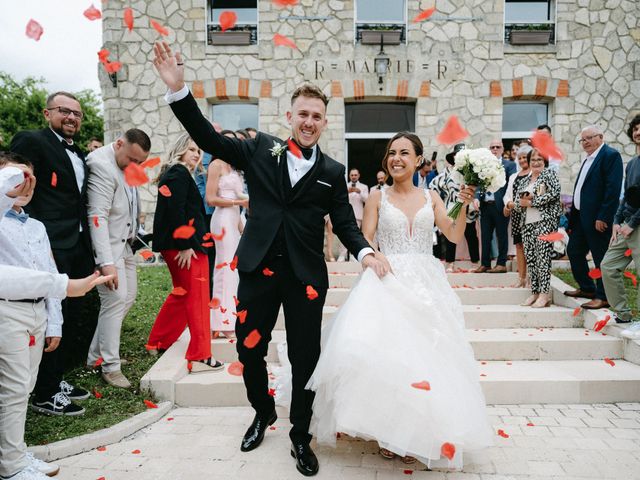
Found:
[141,261,640,409]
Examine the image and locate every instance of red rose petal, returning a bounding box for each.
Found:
[144,399,158,409]
[173,225,196,240]
[220,307,227,313]
[166,417,174,421]
[604,357,616,367]
[497,429,510,438]
[216,262,228,269]
[243,329,261,349]
[526,422,534,426]
[50,172,58,187]
[140,250,154,260]
[209,297,221,309]
[268,388,276,397]
[187,361,192,372]
[150,19,169,36]
[233,295,239,307]
[124,7,134,31]
[229,255,238,271]
[273,33,297,49]
[263,268,274,276]
[411,381,431,391]
[625,248,633,257]
[440,442,455,460]
[538,231,564,242]
[436,115,469,145]
[94,357,104,367]
[403,470,413,475]
[123,162,149,186]
[572,307,581,317]
[211,228,226,241]
[97,446,107,452]
[93,216,100,228]
[287,138,302,159]
[593,315,611,332]
[157,185,172,197]
[83,4,102,21]
[273,0,298,5]
[588,268,602,280]
[93,388,103,399]
[97,48,110,63]
[411,7,436,23]
[202,242,214,247]
[26,19,44,41]
[29,335,36,346]
[131,449,141,454]
[624,270,637,286]
[234,310,247,324]
[531,129,564,161]
[171,287,188,296]
[104,61,122,74]
[228,361,244,376]
[141,157,161,169]
[306,285,319,300]
[219,10,237,32]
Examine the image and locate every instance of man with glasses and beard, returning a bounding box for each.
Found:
[10,91,97,417]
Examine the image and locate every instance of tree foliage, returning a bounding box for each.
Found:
[0,72,103,151]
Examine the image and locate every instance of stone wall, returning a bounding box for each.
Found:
[101,0,640,220]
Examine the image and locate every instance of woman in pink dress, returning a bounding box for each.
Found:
[206,152,248,339]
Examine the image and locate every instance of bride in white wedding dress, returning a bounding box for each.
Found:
[306,132,493,470]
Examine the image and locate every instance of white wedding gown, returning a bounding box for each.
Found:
[305,189,493,469]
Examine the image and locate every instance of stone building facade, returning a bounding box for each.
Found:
[100,0,640,219]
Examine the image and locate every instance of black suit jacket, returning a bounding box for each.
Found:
[10,128,91,250]
[170,92,370,287]
[153,164,209,253]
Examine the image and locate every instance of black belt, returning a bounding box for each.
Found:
[1,298,45,303]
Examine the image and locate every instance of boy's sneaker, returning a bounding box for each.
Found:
[0,466,49,479]
[59,380,90,401]
[26,452,59,477]
[31,392,85,416]
[620,321,640,340]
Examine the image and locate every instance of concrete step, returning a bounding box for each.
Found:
[324,286,534,307]
[174,359,640,407]
[212,328,622,364]
[328,272,524,289]
[274,304,579,331]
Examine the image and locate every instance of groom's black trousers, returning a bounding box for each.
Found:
[235,255,327,446]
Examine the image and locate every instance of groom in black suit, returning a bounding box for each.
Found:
[10,92,97,416]
[154,42,388,476]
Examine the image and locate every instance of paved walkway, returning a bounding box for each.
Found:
[52,404,640,480]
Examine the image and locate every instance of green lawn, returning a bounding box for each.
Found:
[26,266,171,446]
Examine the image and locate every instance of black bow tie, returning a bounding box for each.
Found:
[61,140,76,153]
[290,140,314,160]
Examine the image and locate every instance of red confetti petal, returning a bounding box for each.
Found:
[531,129,564,161]
[234,309,247,324]
[173,225,195,240]
[103,61,122,74]
[573,307,581,317]
[166,417,174,421]
[50,172,58,187]
[222,320,230,325]
[263,268,274,276]
[150,19,169,36]
[593,315,611,332]
[526,422,535,426]
[209,297,221,309]
[480,373,487,377]
[625,248,633,257]
[624,270,637,286]
[268,388,276,397]
[171,287,188,296]
[411,381,431,391]
[124,7,134,31]
[287,138,302,159]
[243,329,261,349]
[269,426,276,430]
[403,470,413,475]
[187,361,192,372]
[29,335,36,346]
[97,49,110,63]
[144,399,158,409]
[411,7,436,23]
[212,228,226,241]
[203,232,212,241]
[233,295,239,307]
[158,185,172,197]
[26,19,44,41]
[131,449,141,454]
[604,357,616,367]
[229,255,238,271]
[141,157,161,169]
[219,10,237,32]
[93,216,100,228]
[93,388,103,399]
[94,357,104,367]
[123,162,149,186]
[306,285,319,300]
[216,262,228,269]
[140,250,154,260]
[588,268,602,280]
[273,33,297,49]
[497,429,510,438]
[436,115,469,145]
[97,446,107,452]
[83,4,102,21]
[220,307,227,313]
[538,231,564,242]
[440,442,455,460]
[188,218,194,226]
[202,242,214,248]
[272,0,298,5]
[228,361,244,376]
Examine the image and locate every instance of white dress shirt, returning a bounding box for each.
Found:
[0,167,63,336]
[50,128,85,193]
[0,265,68,300]
[165,86,374,263]
[574,144,604,210]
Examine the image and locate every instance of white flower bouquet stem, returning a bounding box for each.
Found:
[448,148,507,219]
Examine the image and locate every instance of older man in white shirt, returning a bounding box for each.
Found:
[337,168,369,261]
[86,129,150,389]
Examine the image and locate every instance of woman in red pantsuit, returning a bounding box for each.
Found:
[148,133,223,373]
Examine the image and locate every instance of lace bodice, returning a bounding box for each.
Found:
[376,189,434,255]
[217,170,244,200]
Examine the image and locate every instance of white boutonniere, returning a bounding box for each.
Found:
[269,141,286,164]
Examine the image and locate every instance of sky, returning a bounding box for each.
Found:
[0,1,102,95]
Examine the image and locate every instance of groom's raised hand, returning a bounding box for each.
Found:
[152,41,185,93]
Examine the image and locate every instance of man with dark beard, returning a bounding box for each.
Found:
[10,91,97,417]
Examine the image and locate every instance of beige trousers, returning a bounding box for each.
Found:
[0,300,46,477]
[87,248,137,373]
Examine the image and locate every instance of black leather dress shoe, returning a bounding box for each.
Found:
[290,442,319,476]
[240,411,277,452]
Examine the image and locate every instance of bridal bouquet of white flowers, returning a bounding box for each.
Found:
[448,147,506,219]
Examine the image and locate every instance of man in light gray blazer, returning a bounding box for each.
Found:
[86,129,151,388]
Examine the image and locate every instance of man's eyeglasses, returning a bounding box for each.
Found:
[47,106,84,119]
[578,134,602,143]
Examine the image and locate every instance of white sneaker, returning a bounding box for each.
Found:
[620,321,640,340]
[26,452,59,477]
[2,466,50,480]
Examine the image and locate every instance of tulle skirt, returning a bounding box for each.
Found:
[306,253,493,469]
